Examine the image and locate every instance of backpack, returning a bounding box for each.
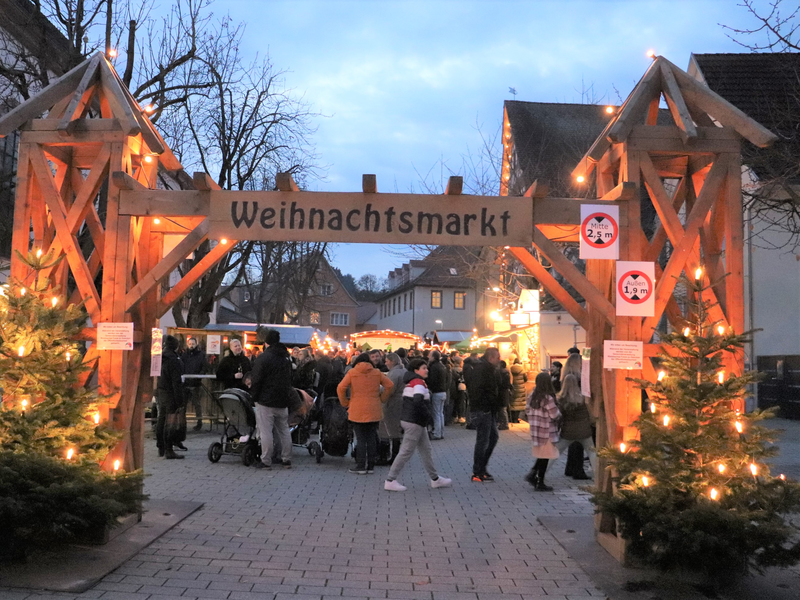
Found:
[321,397,350,456]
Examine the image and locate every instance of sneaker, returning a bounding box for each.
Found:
[193,421,203,431]
[164,449,184,460]
[471,474,484,482]
[535,482,554,492]
[384,480,407,491]
[349,468,367,475]
[482,472,495,481]
[366,469,375,474]
[430,476,452,489]
[254,461,271,470]
[174,442,188,451]
[281,460,292,469]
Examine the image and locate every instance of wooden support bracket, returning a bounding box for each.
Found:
[362,174,377,194]
[445,176,463,195]
[276,172,299,192]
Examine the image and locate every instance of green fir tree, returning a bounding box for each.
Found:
[0,250,144,560]
[593,274,800,577]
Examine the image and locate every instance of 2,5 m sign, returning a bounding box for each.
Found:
[208,191,533,247]
[580,204,619,259]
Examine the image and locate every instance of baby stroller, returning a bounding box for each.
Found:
[289,388,323,463]
[207,388,261,466]
[318,392,352,459]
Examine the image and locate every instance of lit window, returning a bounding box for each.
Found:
[310,311,320,325]
[454,291,466,310]
[330,312,350,326]
[431,290,442,309]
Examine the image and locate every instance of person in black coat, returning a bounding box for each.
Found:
[157,335,185,459]
[250,328,294,469]
[466,347,502,481]
[427,350,447,439]
[181,336,209,431]
[216,338,251,390]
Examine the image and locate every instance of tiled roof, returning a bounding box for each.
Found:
[378,246,482,299]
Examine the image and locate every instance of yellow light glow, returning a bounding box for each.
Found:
[20,288,25,296]
[113,459,121,472]
[695,267,703,281]
[66,448,74,460]
[492,287,501,292]
[94,412,101,424]
[21,399,28,409]
[735,421,743,434]
[144,155,153,164]
[51,297,58,307]
[710,488,719,500]
[657,370,666,381]
[717,325,725,335]
[576,175,585,183]
[718,371,724,384]
[220,238,228,245]
[663,415,670,427]
[650,403,656,413]
[66,351,71,362]
[642,476,650,487]
[36,249,42,258]
[750,463,758,476]
[490,311,501,321]
[647,49,656,58]
[619,443,626,453]
[718,463,726,473]
[108,48,117,58]
[18,345,24,357]
[153,218,161,225]
[144,104,155,113]
[605,106,614,114]
[780,474,786,481]
[683,327,690,337]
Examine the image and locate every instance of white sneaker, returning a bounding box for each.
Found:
[431,476,452,489]
[384,480,407,491]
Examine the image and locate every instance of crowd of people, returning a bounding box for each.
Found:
[155,331,596,492]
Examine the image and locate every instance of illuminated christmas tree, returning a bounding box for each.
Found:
[0,251,143,560]
[593,272,800,577]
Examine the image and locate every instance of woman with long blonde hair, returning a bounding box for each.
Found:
[556,374,596,475]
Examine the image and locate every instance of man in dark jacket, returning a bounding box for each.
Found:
[427,350,447,440]
[157,335,185,459]
[216,338,251,390]
[314,351,334,398]
[250,328,294,469]
[181,336,208,431]
[466,347,501,481]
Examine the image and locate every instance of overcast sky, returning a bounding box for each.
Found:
[223,0,764,280]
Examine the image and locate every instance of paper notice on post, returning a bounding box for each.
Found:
[150,328,163,377]
[207,335,221,355]
[97,322,134,350]
[581,354,591,397]
[603,340,643,370]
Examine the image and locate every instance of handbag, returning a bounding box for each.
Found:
[166,410,187,443]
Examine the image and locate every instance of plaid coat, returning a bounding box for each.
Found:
[525,394,561,446]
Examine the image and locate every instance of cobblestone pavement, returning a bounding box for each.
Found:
[0,421,607,600]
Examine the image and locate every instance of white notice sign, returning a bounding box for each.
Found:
[616,261,655,317]
[97,322,134,350]
[207,335,221,355]
[603,340,644,370]
[581,349,591,397]
[150,328,163,377]
[580,204,619,260]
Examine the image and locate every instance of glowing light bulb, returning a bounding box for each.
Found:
[605,106,614,114]
[66,448,74,460]
[717,371,724,384]
[695,267,703,281]
[153,218,161,225]
[220,239,228,245]
[576,175,585,183]
[492,287,501,292]
[108,48,117,58]
[649,403,656,413]
[663,415,670,427]
[619,443,626,453]
[750,463,758,476]
[93,412,101,424]
[647,49,656,58]
[18,345,24,357]
[735,421,743,434]
[780,474,786,481]
[21,399,28,409]
[144,104,154,113]
[20,288,25,296]
[144,155,153,164]
[683,327,691,337]
[718,463,726,474]
[36,249,42,258]
[658,370,666,381]
[718,325,725,335]
[66,352,70,362]
[51,297,58,307]
[710,488,719,500]
[113,459,120,472]
[642,476,650,487]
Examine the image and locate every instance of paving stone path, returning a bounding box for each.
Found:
[1,421,608,600]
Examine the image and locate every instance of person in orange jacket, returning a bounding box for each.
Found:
[338,352,394,474]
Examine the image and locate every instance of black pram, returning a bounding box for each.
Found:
[207,388,260,465]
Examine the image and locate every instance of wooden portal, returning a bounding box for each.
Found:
[0,52,776,560]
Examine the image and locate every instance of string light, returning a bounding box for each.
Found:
[663,415,670,427]
[51,297,58,307]
[695,267,703,281]
[153,218,161,225]
[619,443,627,453]
[20,287,25,296]
[717,371,725,384]
[220,239,228,245]
[657,370,666,381]
[576,175,585,183]
[18,345,24,357]
[93,412,101,424]
[750,463,758,476]
[144,104,155,113]
[144,155,154,164]
[734,421,743,434]
[709,488,719,500]
[113,459,120,472]
[718,464,726,474]
[66,448,74,460]
[605,106,614,114]
[717,325,725,335]
[21,399,28,410]
[108,48,117,58]
[683,327,691,337]
[66,352,71,362]
[780,474,786,481]
[649,403,656,413]
[641,476,650,487]
[36,249,42,258]
[646,49,656,59]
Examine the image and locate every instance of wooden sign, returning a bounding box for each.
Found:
[616,261,655,317]
[580,204,619,259]
[208,191,532,246]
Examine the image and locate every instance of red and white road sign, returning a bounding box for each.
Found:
[580,204,619,259]
[616,261,655,316]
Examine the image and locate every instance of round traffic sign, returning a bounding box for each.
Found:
[581,212,618,248]
[617,270,653,305]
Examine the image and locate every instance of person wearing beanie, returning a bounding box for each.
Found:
[384,359,452,492]
[156,335,185,459]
